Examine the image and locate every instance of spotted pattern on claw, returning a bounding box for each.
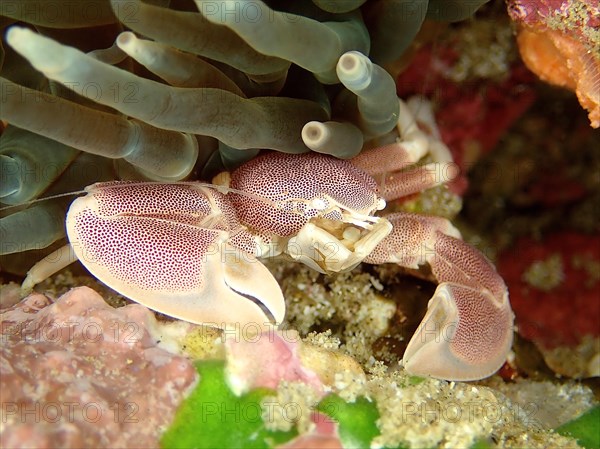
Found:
[229,152,381,236]
[89,182,239,231]
[432,234,508,308]
[72,208,220,291]
[431,234,513,365]
[69,182,246,292]
[365,213,460,268]
[447,285,512,364]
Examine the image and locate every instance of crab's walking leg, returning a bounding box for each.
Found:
[22,244,78,293]
[352,98,459,201]
[378,162,459,201]
[365,213,514,381]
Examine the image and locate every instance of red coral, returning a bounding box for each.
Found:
[497,232,600,349]
[523,169,588,206]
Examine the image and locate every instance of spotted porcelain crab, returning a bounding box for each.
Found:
[24,99,513,381]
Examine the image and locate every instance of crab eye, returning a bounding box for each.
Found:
[310,198,328,210]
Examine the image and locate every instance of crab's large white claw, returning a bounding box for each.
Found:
[402,231,514,381]
[219,242,286,326]
[403,282,513,381]
[66,183,284,330]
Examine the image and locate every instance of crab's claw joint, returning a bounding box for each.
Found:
[66,183,285,330]
[403,233,514,381]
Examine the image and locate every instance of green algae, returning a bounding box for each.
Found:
[160,360,296,449]
[159,359,431,449]
[317,393,383,448]
[407,375,427,386]
[161,359,391,449]
[555,405,600,449]
[470,439,494,449]
[316,393,499,449]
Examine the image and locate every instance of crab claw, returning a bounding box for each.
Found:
[366,213,514,381]
[405,233,513,381]
[66,182,285,329]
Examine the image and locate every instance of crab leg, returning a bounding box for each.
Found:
[22,244,78,293]
[379,162,459,201]
[352,97,459,201]
[365,212,514,381]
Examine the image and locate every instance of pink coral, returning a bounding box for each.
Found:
[225,329,324,395]
[0,287,198,449]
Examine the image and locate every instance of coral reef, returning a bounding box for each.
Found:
[395,15,537,194]
[498,232,600,377]
[459,59,600,380]
[0,287,198,448]
[1,279,597,448]
[1,0,599,448]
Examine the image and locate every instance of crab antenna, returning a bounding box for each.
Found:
[0,127,80,205]
[0,190,87,212]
